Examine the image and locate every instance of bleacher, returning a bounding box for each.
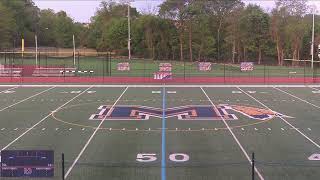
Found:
[0,66,22,77]
[32,67,76,77]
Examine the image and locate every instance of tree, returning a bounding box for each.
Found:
[225,3,244,63]
[0,2,16,49]
[203,0,242,61]
[134,15,178,59]
[55,11,76,48]
[192,8,215,60]
[37,9,58,47]
[271,0,309,65]
[1,0,40,46]
[240,5,270,64]
[88,1,139,51]
[159,0,191,61]
[103,18,128,52]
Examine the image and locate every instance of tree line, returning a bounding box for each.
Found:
[0,0,319,65]
[0,0,86,50]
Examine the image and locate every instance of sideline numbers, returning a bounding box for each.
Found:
[61,91,96,94]
[0,91,15,94]
[70,91,82,94]
[169,153,190,162]
[136,153,189,162]
[136,154,157,162]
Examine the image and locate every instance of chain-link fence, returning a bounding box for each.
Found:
[0,51,319,84]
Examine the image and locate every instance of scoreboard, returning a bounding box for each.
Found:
[1,150,54,177]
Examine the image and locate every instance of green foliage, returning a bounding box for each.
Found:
[103,18,128,52]
[0,2,16,49]
[240,5,270,62]
[55,11,76,47]
[1,0,39,45]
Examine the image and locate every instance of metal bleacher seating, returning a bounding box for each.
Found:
[32,67,76,77]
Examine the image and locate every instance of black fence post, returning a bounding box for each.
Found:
[38,52,41,68]
[62,153,65,180]
[0,150,2,177]
[109,52,112,76]
[184,60,186,81]
[251,152,255,180]
[45,53,48,68]
[103,55,106,82]
[223,63,226,84]
[106,53,110,76]
[314,68,317,83]
[264,64,266,84]
[144,58,146,80]
[4,51,7,65]
[303,62,306,84]
[63,58,66,82]
[77,51,80,69]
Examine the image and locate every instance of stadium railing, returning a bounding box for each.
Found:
[42,152,320,180]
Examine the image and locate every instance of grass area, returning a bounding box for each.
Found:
[0,85,320,179]
[0,55,318,78]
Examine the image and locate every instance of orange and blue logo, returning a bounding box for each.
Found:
[221,104,292,120]
[89,104,292,121]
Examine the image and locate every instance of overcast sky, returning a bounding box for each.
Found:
[33,0,320,23]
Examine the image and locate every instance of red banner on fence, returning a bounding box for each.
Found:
[198,62,212,71]
[159,63,172,72]
[117,62,130,71]
[240,62,254,71]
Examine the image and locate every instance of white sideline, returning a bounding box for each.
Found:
[238,87,320,149]
[64,86,129,179]
[0,84,320,88]
[1,86,93,151]
[201,87,265,180]
[0,86,19,93]
[0,86,55,112]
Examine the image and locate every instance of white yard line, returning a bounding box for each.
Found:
[1,84,320,88]
[308,86,320,92]
[0,86,19,93]
[1,86,93,151]
[0,86,56,112]
[64,86,129,179]
[238,87,320,149]
[274,87,320,110]
[200,87,265,180]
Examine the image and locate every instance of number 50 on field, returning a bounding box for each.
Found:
[136,153,189,162]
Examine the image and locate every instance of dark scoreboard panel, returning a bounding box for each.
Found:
[1,150,54,177]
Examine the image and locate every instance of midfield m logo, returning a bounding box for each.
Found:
[89,104,292,121]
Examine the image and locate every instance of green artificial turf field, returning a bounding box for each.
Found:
[1,84,320,180]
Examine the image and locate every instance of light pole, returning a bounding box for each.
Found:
[35,27,49,67]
